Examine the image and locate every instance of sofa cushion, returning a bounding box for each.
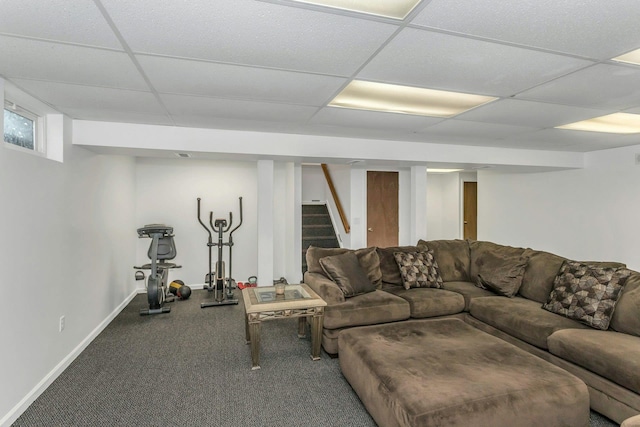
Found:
[543,261,631,330]
[476,255,530,298]
[470,296,588,349]
[519,250,567,303]
[376,245,426,286]
[548,328,640,394]
[441,281,496,311]
[469,240,529,287]
[418,239,470,282]
[323,290,410,330]
[393,250,443,290]
[319,252,375,298]
[383,287,465,318]
[306,246,382,288]
[611,271,640,337]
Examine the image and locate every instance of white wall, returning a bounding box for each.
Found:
[1,113,137,424]
[441,173,463,239]
[478,144,640,271]
[426,174,445,239]
[301,165,325,202]
[135,158,258,286]
[325,164,351,247]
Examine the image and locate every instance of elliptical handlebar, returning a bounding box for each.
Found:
[229,197,243,240]
[197,198,212,241]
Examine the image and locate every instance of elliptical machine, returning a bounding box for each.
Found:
[134,224,181,315]
[197,197,243,308]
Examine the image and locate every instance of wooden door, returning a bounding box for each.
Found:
[367,171,399,247]
[463,181,477,240]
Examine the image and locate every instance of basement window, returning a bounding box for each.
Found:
[4,101,43,154]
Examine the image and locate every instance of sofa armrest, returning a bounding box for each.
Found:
[304,272,345,305]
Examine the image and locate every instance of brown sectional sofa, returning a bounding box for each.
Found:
[303,239,640,425]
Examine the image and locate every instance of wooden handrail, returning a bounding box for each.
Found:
[321,164,350,234]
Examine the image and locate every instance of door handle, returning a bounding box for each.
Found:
[368,228,373,232]
[464,221,468,224]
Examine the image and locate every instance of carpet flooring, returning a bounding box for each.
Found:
[13,290,619,426]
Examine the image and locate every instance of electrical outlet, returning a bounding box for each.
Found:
[635,153,640,165]
[59,315,65,332]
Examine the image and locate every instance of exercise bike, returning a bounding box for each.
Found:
[134,224,181,315]
[197,197,243,308]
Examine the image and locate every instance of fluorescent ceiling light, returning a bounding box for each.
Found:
[556,113,640,134]
[612,48,640,66]
[329,80,497,118]
[427,168,463,173]
[289,0,422,19]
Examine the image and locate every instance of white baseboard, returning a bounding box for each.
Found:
[0,289,139,427]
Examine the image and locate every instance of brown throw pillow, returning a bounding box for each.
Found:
[475,256,530,297]
[319,252,375,297]
[393,250,444,290]
[543,260,631,330]
[306,246,382,288]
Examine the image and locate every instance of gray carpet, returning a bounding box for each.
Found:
[13,290,619,426]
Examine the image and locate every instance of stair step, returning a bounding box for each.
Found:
[303,236,337,240]
[302,203,338,273]
[302,204,329,214]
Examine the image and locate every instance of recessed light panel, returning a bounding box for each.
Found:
[612,48,640,66]
[289,0,422,19]
[427,168,463,173]
[329,80,497,118]
[556,113,640,134]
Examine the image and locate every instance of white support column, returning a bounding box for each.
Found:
[410,165,428,243]
[285,163,303,283]
[350,167,367,249]
[257,160,274,286]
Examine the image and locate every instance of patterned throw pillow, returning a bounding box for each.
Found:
[543,260,631,330]
[393,250,444,290]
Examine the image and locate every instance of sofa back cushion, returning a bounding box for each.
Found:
[610,270,640,337]
[376,245,425,286]
[519,250,567,303]
[306,246,382,287]
[417,239,470,282]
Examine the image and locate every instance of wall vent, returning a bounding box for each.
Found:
[175,153,191,158]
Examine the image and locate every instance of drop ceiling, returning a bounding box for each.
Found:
[2,0,640,152]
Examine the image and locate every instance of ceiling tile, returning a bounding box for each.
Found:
[516,64,640,110]
[10,79,166,114]
[310,107,443,131]
[160,93,318,123]
[456,99,609,128]
[0,36,148,90]
[101,0,398,75]
[0,0,121,49]
[358,28,594,97]
[412,0,640,60]
[137,55,346,105]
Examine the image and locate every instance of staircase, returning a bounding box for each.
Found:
[302,203,340,273]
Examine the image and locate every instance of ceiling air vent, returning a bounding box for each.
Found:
[175,153,191,158]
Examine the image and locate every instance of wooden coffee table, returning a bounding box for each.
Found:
[242,283,327,370]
